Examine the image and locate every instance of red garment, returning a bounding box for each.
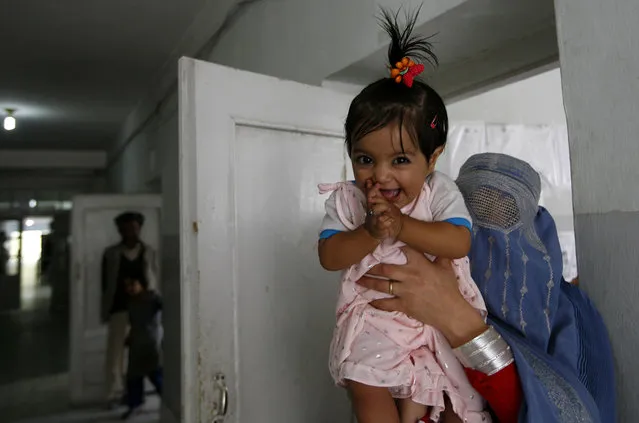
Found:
[418,363,522,423]
[464,363,523,423]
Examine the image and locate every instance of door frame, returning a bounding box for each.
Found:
[69,194,162,404]
[178,57,201,423]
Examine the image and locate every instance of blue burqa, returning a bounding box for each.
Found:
[456,153,616,423]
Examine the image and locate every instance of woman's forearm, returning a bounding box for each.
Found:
[436,307,523,421]
[438,299,488,349]
[454,326,522,423]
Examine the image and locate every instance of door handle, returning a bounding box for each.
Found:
[211,372,228,422]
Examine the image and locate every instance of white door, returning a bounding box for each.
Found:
[69,194,161,404]
[179,58,355,422]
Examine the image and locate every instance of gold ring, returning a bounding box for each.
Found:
[388,280,394,295]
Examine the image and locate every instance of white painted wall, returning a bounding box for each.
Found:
[323,68,567,125]
[0,174,104,195]
[207,0,466,85]
[0,150,106,170]
[447,68,566,125]
[555,0,639,419]
[0,150,107,204]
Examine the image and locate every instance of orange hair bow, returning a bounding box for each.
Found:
[390,57,425,88]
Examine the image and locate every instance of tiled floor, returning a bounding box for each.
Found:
[0,283,160,423]
[0,284,71,422]
[0,371,161,423]
[12,396,160,423]
[0,276,67,384]
[0,373,70,422]
[0,298,68,385]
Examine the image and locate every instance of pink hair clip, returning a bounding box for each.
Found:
[430,115,438,129]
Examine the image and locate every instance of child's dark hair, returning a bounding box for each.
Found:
[344,7,448,160]
[126,270,149,290]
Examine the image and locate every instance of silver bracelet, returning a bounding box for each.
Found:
[453,326,514,376]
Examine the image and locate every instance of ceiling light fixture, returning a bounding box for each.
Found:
[4,109,16,131]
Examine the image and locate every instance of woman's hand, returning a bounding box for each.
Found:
[357,247,487,348]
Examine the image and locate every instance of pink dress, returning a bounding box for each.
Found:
[319,179,492,423]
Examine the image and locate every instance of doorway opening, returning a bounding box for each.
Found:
[20,216,54,311]
[0,216,54,312]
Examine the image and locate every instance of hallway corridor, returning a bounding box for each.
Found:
[0,281,70,421]
[0,281,160,422]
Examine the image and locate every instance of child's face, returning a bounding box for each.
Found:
[350,123,442,208]
[125,279,143,296]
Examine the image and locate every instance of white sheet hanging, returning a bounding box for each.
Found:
[438,122,577,281]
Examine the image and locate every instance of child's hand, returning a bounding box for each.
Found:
[364,181,390,239]
[364,181,403,240]
[382,197,404,240]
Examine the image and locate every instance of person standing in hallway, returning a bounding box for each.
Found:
[101,212,159,407]
[121,272,163,420]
